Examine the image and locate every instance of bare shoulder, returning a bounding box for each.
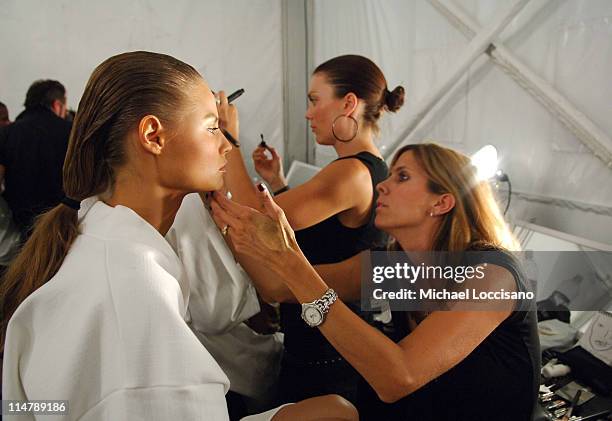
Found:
[315,156,373,191]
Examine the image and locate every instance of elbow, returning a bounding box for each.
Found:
[375,370,415,404]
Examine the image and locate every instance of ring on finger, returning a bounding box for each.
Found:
[222,225,230,236]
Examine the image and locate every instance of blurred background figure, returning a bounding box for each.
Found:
[0,80,71,239]
[65,108,76,123]
[0,102,10,127]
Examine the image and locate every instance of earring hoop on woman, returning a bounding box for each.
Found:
[331,115,358,142]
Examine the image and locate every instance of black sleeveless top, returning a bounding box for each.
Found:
[281,151,389,359]
[357,250,541,421]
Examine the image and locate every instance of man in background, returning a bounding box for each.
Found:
[0,102,10,127]
[0,80,71,238]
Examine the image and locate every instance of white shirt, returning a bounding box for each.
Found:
[3,200,231,420]
[167,193,261,335]
[168,194,283,404]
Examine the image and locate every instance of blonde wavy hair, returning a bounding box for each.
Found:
[390,143,520,252]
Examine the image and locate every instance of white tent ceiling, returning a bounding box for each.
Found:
[1,0,611,245]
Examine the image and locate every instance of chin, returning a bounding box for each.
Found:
[209,178,225,192]
[374,214,398,231]
[195,175,224,193]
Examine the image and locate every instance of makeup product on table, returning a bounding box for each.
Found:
[559,390,582,421]
[547,400,567,410]
[555,382,595,406]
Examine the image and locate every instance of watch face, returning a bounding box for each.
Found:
[303,306,323,326]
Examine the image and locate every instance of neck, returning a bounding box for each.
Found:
[106,172,184,236]
[333,126,380,158]
[391,222,440,252]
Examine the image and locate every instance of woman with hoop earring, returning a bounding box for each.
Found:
[219,55,405,405]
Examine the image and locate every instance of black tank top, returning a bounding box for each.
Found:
[357,249,541,421]
[281,151,388,359]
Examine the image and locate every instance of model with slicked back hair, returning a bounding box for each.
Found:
[1,51,202,353]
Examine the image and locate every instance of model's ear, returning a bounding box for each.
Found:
[137,115,165,155]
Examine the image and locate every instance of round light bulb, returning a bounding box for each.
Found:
[471,145,499,181]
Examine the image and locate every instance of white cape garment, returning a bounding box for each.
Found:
[168,193,283,407]
[2,199,284,420]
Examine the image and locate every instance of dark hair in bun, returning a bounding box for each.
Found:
[314,54,404,135]
[384,86,405,113]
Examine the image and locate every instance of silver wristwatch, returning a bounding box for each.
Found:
[301,288,338,327]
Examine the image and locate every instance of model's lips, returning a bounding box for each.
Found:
[219,162,227,172]
[376,202,386,209]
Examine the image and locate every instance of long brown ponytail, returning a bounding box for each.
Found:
[1,51,201,352]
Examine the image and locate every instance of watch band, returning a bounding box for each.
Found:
[315,288,337,314]
[301,288,337,328]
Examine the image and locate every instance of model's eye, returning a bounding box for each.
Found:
[398,171,410,182]
[207,127,220,134]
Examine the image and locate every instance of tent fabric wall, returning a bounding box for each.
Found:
[0,0,284,177]
[1,0,610,245]
[310,0,612,245]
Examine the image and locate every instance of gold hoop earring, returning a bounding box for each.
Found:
[331,115,358,142]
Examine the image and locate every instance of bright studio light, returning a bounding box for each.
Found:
[471,145,499,181]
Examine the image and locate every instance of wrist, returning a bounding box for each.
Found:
[274,249,306,278]
[273,185,289,196]
[277,250,331,306]
[268,177,288,192]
